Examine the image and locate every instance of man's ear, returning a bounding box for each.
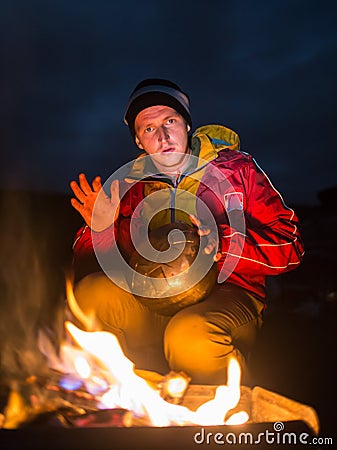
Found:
[135,136,143,149]
[186,124,191,132]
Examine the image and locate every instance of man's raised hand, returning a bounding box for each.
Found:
[70,173,120,232]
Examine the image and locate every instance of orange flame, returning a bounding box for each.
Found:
[65,321,248,427]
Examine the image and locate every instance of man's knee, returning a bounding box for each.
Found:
[74,272,122,312]
[165,311,208,349]
[164,309,237,383]
[164,309,230,364]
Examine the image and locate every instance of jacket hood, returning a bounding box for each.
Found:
[191,124,240,162]
[125,124,240,181]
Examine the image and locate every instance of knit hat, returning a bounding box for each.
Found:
[124,78,191,138]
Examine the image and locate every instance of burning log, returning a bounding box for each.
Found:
[0,373,100,429]
[0,378,319,430]
[159,371,191,404]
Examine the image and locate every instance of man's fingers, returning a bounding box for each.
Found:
[214,251,222,262]
[198,228,211,236]
[204,239,215,255]
[70,197,84,213]
[204,243,221,260]
[190,214,211,236]
[110,179,120,201]
[70,173,102,201]
[204,245,213,255]
[70,180,87,203]
[190,215,220,259]
[92,176,102,193]
[202,233,221,259]
[79,173,94,195]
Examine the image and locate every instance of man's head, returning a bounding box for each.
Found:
[124,79,192,138]
[124,79,192,174]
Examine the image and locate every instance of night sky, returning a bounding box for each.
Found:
[1,0,337,205]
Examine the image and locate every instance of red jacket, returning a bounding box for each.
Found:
[72,125,304,301]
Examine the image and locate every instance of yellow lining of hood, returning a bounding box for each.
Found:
[192,124,240,154]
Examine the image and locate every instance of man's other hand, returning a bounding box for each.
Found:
[190,214,221,262]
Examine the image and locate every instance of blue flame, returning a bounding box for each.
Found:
[60,375,83,391]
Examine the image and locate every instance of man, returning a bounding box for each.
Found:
[69,79,304,384]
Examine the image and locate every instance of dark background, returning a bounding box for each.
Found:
[0,0,337,445]
[1,0,337,205]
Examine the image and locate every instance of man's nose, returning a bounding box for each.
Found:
[157,125,169,141]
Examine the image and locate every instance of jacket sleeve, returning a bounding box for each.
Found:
[218,158,305,280]
[72,222,118,281]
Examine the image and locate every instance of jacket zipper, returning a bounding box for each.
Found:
[170,183,177,223]
[170,171,188,223]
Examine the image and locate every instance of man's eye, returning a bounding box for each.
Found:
[167,118,175,124]
[145,127,153,133]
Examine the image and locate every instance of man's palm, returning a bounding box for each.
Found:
[70,174,120,232]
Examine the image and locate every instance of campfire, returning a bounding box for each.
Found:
[0,279,319,449]
[1,305,248,428]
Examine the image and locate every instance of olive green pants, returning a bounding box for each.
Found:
[73,272,264,385]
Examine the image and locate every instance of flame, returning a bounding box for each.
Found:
[74,355,91,379]
[65,321,248,427]
[66,277,96,331]
[165,375,189,398]
[225,411,250,425]
[192,359,241,426]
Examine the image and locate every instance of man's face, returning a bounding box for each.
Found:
[134,105,190,174]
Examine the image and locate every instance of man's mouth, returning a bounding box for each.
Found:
[162,147,175,153]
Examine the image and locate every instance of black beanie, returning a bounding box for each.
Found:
[124,78,192,138]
